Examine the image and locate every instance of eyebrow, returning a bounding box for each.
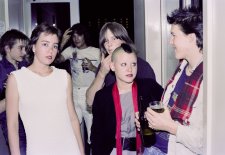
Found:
[40,40,59,44]
[40,40,50,43]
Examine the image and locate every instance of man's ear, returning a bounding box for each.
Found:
[4,45,10,53]
[110,62,115,72]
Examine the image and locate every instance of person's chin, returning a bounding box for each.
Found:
[125,78,135,83]
[175,53,182,60]
[16,59,23,62]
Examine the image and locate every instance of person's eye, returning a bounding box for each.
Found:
[42,43,48,47]
[132,63,137,66]
[104,40,109,44]
[53,45,58,49]
[112,37,117,40]
[121,63,126,67]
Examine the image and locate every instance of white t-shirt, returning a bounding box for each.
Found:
[61,46,101,87]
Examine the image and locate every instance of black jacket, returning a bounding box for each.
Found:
[91,78,164,155]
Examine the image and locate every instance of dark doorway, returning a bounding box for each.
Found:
[31,2,71,33]
[79,0,134,48]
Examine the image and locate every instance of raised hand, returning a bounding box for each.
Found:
[99,53,111,77]
[60,28,73,50]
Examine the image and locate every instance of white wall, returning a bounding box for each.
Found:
[160,0,179,86]
[205,0,225,154]
[144,0,179,86]
[0,0,8,37]
[144,0,162,84]
[8,0,24,31]
[133,0,146,60]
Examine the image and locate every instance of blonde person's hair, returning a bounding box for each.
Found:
[111,43,136,62]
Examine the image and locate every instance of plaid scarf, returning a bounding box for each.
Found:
[163,61,203,125]
[112,82,142,155]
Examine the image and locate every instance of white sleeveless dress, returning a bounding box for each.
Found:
[12,67,81,155]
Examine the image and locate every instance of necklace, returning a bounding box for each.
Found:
[187,58,203,74]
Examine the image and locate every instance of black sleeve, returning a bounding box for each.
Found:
[91,91,103,155]
[151,80,164,101]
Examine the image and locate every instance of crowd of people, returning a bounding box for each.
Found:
[0,6,203,155]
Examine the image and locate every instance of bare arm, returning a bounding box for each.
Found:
[6,74,20,155]
[0,99,6,113]
[66,73,85,155]
[60,28,72,51]
[86,54,111,106]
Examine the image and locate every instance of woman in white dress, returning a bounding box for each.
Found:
[6,23,85,155]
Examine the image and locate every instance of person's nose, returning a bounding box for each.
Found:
[21,47,27,56]
[169,37,174,45]
[107,40,113,47]
[127,65,132,72]
[49,46,57,54]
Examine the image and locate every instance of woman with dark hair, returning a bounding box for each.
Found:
[135,7,203,155]
[6,23,84,155]
[86,22,156,106]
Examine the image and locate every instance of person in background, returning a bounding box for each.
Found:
[55,23,101,153]
[135,6,203,155]
[91,43,163,155]
[86,22,156,107]
[6,23,84,155]
[0,29,29,155]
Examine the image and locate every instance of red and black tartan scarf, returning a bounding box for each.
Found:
[112,82,142,155]
[162,61,203,125]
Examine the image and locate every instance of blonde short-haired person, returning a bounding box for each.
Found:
[91,43,163,155]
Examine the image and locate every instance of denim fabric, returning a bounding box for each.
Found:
[143,146,167,155]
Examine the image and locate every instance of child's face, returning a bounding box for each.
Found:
[111,50,137,85]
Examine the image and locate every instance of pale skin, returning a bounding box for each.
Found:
[86,29,125,106]
[0,99,6,113]
[135,24,203,136]
[110,49,137,93]
[6,32,84,155]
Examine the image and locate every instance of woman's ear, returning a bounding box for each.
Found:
[188,33,197,44]
[110,62,115,72]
